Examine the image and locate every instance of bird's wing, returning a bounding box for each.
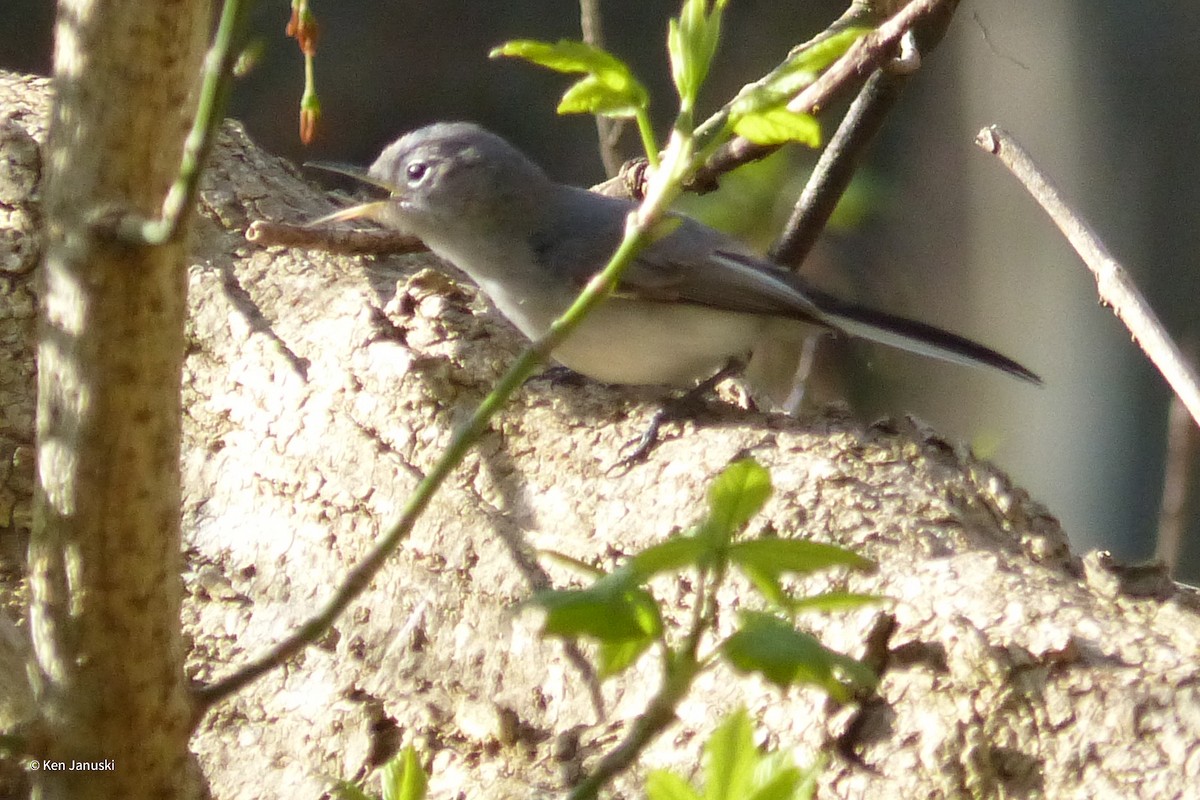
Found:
[534,187,823,318]
[533,187,1040,383]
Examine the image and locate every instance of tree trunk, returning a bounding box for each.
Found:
[23,0,211,795]
[2,69,1199,800]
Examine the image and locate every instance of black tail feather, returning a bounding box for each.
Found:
[811,293,1041,385]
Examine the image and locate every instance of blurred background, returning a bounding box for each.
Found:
[4,1,1198,579]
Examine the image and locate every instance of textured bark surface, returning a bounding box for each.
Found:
[3,70,1200,800]
[22,0,209,795]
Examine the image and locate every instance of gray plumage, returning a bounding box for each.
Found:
[346,121,1039,391]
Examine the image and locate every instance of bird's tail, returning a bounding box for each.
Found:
[810,291,1041,385]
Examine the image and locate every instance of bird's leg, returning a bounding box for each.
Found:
[612,360,744,471]
[524,364,589,388]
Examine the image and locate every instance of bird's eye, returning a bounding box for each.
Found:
[405,161,429,183]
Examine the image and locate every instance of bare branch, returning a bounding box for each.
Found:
[975,125,1200,430]
[246,219,427,256]
[579,0,625,178]
[1155,339,1197,573]
[693,0,962,190]
[769,64,909,269]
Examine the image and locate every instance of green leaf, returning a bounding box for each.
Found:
[722,613,876,701]
[491,39,625,76]
[732,107,821,147]
[785,27,870,76]
[729,539,873,577]
[788,591,885,614]
[824,648,879,696]
[628,535,713,581]
[732,540,874,610]
[738,564,789,611]
[704,707,757,800]
[533,578,661,643]
[491,39,648,118]
[647,769,703,800]
[728,27,870,123]
[668,0,730,106]
[558,75,641,118]
[745,762,801,800]
[704,458,772,545]
[381,746,427,800]
[599,634,655,678]
[330,781,375,800]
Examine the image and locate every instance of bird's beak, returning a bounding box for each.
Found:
[306,200,392,226]
[305,161,399,226]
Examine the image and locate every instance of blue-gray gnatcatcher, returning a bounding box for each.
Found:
[317,122,1039,399]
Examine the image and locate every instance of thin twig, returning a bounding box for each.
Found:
[770,5,959,269]
[566,662,694,800]
[693,0,960,192]
[975,125,1200,429]
[567,569,713,800]
[769,65,910,269]
[246,219,427,255]
[1155,338,1197,573]
[579,0,624,177]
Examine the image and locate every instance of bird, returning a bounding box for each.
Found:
[314,121,1039,402]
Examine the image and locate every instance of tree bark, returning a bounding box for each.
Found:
[2,69,1199,800]
[20,0,211,795]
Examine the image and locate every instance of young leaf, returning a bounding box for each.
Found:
[491,39,648,119]
[749,751,824,800]
[704,707,757,800]
[668,0,729,107]
[732,107,821,147]
[667,17,689,99]
[643,710,819,800]
[728,539,874,577]
[745,762,802,800]
[600,635,656,678]
[722,613,875,701]
[704,458,772,545]
[792,755,823,800]
[533,579,661,643]
[536,549,606,578]
[627,535,713,581]
[381,746,427,800]
[787,591,885,614]
[491,39,627,78]
[557,74,641,118]
[783,26,870,77]
[646,769,703,800]
[758,27,872,105]
[727,27,869,124]
[330,782,375,800]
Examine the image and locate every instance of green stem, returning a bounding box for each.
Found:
[120,0,251,245]
[568,558,717,799]
[196,148,687,712]
[634,107,661,168]
[567,654,700,800]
